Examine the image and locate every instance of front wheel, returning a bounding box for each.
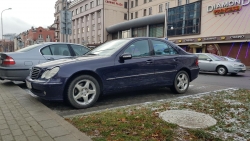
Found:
[217,66,227,76]
[170,71,190,94]
[66,75,100,109]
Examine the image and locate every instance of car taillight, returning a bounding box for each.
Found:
[3,56,15,65]
[195,58,199,66]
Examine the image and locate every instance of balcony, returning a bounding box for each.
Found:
[54,19,59,24]
[55,28,60,32]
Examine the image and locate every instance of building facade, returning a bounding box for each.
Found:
[14,26,55,50]
[54,0,250,65]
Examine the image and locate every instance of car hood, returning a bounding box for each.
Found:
[36,55,107,68]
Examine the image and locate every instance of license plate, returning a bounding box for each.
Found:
[26,81,32,89]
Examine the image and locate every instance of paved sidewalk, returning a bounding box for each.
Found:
[0,81,92,141]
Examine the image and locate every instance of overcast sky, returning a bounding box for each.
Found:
[0,0,57,39]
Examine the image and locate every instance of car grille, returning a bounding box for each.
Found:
[31,67,41,79]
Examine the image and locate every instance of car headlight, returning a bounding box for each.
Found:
[232,64,239,67]
[41,67,60,79]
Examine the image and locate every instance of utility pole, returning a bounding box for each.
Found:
[60,0,72,42]
[165,3,168,40]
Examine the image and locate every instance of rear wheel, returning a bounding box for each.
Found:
[66,75,100,109]
[170,71,190,94]
[217,66,227,76]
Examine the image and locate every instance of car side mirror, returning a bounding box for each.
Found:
[119,54,132,61]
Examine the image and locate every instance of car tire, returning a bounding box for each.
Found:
[170,71,190,94]
[217,66,227,76]
[66,75,100,109]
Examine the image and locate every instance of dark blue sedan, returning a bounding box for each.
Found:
[26,38,199,109]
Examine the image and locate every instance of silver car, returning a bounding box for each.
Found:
[195,53,246,75]
[0,42,90,81]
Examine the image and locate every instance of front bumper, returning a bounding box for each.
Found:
[228,66,246,73]
[26,76,66,100]
[0,68,29,81]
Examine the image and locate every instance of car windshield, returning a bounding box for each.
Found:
[15,44,41,52]
[209,54,224,61]
[86,39,131,56]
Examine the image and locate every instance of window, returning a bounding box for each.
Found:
[92,13,95,20]
[149,0,152,2]
[78,38,80,44]
[149,7,152,15]
[124,40,150,57]
[73,29,76,35]
[72,11,74,16]
[151,40,177,55]
[78,28,80,34]
[86,15,89,20]
[135,0,138,6]
[178,0,182,6]
[135,11,138,18]
[47,35,50,38]
[71,45,89,56]
[82,27,84,33]
[92,24,95,31]
[186,0,189,4]
[143,9,147,16]
[49,44,71,56]
[166,2,169,9]
[124,2,127,8]
[159,4,163,12]
[149,24,164,38]
[144,0,147,4]
[57,6,59,12]
[131,1,134,8]
[39,34,42,38]
[90,1,94,8]
[97,0,100,6]
[82,17,84,22]
[124,13,127,20]
[87,26,89,32]
[76,8,78,15]
[98,35,101,42]
[97,11,101,17]
[80,7,83,13]
[198,54,210,60]
[85,4,88,10]
[131,13,133,19]
[41,46,52,55]
[98,23,101,29]
[132,26,147,37]
[92,36,95,42]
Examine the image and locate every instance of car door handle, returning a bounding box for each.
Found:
[173,58,178,61]
[47,57,54,60]
[146,60,153,64]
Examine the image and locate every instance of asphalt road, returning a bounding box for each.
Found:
[14,71,249,117]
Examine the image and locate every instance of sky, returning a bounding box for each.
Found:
[0,0,57,39]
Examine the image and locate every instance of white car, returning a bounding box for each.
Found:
[195,53,246,75]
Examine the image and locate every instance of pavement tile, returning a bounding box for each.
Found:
[0,124,8,130]
[27,136,40,141]
[40,136,54,141]
[31,125,43,132]
[0,128,11,136]
[12,129,23,136]
[35,130,49,138]
[1,134,14,141]
[20,125,32,131]
[28,121,39,127]
[9,124,20,130]
[54,134,80,141]
[33,114,52,122]
[0,119,6,124]
[17,120,27,126]
[6,119,17,125]
[45,126,69,138]
[14,135,27,141]
[23,129,36,137]
[39,119,60,129]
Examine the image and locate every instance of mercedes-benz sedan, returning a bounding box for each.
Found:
[26,38,199,109]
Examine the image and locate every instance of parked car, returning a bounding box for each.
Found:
[26,37,200,109]
[0,42,90,81]
[221,56,241,62]
[195,53,246,75]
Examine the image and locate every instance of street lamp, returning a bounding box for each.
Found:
[1,8,12,51]
[165,4,169,40]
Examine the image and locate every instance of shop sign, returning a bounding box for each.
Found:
[230,35,245,39]
[184,39,195,42]
[203,37,217,41]
[105,0,123,6]
[207,0,250,14]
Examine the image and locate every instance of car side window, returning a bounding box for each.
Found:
[70,45,89,56]
[198,54,210,60]
[41,46,52,55]
[151,40,177,55]
[124,40,150,57]
[50,44,71,56]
